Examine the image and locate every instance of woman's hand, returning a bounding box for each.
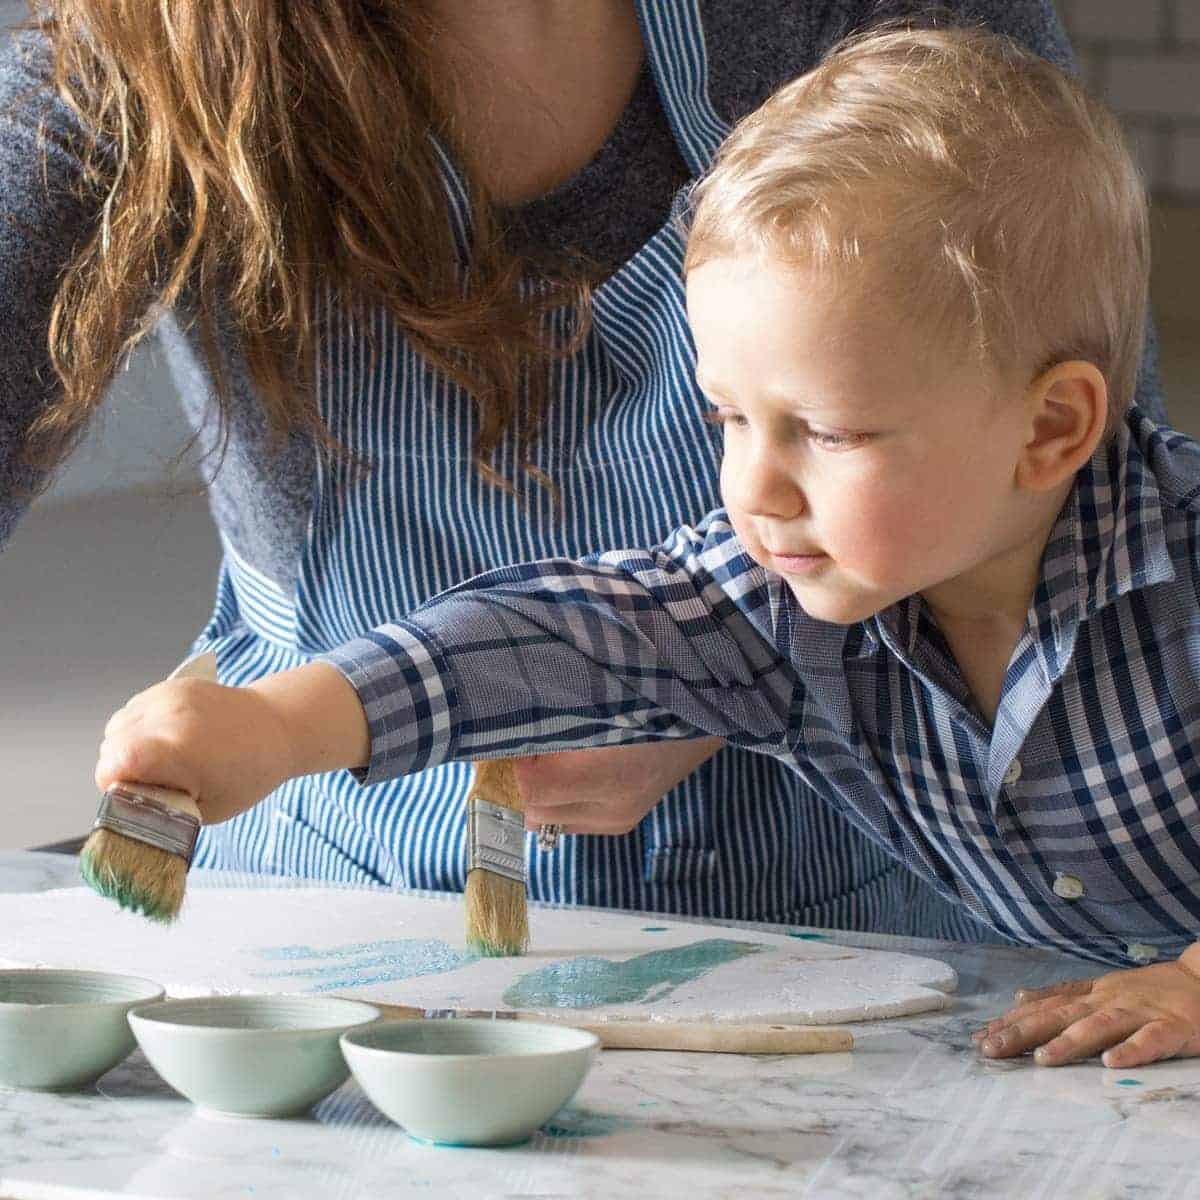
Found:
[973,943,1200,1068]
[95,677,299,826]
[513,736,726,835]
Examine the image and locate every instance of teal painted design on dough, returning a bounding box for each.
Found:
[502,938,764,1009]
[253,939,477,993]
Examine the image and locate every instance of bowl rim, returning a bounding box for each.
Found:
[0,968,164,1009]
[339,1017,601,1062]
[128,993,381,1033]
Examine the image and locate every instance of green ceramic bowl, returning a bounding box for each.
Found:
[0,969,164,1091]
[129,995,380,1118]
[341,1019,600,1146]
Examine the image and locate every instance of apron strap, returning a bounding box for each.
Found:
[635,0,730,178]
[429,136,473,263]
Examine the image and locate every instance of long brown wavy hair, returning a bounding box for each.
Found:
[19,0,592,497]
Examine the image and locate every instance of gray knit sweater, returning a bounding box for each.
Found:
[0,0,1166,586]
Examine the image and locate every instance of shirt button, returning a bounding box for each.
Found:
[1002,759,1023,785]
[1126,943,1160,963]
[1052,873,1085,900]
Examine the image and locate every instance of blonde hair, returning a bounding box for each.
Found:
[17,2,590,499]
[684,23,1150,432]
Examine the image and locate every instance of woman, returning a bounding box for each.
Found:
[0,1,1165,934]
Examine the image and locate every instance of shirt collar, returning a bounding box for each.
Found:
[1032,412,1175,678]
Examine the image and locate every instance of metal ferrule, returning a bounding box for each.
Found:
[467,796,527,884]
[93,786,200,866]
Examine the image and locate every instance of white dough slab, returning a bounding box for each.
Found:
[0,886,956,1024]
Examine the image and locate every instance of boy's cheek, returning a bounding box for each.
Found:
[723,507,768,567]
[823,507,922,585]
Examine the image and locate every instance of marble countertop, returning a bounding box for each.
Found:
[2,852,1198,1200]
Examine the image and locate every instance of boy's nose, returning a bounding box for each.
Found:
[727,454,806,520]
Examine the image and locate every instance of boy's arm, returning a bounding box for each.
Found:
[95,515,799,824]
[306,517,797,788]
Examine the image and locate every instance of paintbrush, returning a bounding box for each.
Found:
[364,1001,854,1054]
[79,652,217,922]
[464,758,530,956]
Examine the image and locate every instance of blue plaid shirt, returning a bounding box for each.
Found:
[322,410,1200,966]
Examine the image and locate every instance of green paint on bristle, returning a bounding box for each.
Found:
[79,850,176,924]
[467,937,526,958]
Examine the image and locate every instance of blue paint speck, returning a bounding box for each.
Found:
[538,1108,628,1139]
[641,926,669,932]
[1116,1078,1143,1087]
[787,931,826,940]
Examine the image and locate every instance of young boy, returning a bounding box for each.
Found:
[96,26,1200,1067]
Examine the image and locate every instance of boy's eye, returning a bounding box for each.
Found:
[702,409,748,431]
[809,429,868,450]
[702,409,870,448]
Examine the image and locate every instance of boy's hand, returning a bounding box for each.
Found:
[515,736,726,835]
[973,943,1200,1067]
[95,678,297,825]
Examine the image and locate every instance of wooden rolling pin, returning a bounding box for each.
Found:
[360,1001,853,1054]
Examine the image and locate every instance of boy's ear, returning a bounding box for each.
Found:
[1016,361,1109,493]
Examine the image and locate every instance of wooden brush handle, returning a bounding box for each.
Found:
[169,650,219,683]
[365,1001,852,1054]
[570,1021,852,1054]
[473,759,523,812]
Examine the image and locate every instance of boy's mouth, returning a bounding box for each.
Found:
[769,550,829,575]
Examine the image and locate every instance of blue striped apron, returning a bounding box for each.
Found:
[190,0,992,939]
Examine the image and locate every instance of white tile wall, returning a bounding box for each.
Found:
[1177,3,1200,44]
[1107,55,1200,120]
[1059,0,1200,199]
[1062,0,1164,43]
[1174,129,1200,194]
[1124,123,1168,185]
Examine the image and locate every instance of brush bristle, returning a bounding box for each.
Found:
[79,828,188,923]
[465,759,529,956]
[465,868,529,956]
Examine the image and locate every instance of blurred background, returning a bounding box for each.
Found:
[1059,0,1200,411]
[2,1,1198,849]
